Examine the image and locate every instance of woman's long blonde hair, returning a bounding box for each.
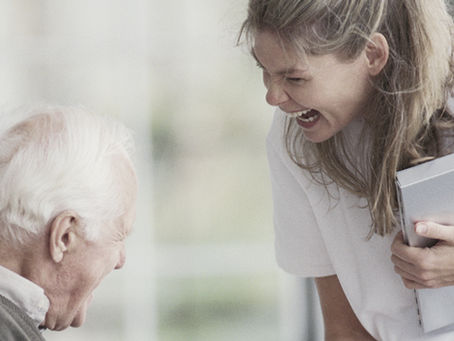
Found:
[240,0,454,236]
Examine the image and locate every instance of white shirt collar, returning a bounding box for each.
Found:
[0,265,50,328]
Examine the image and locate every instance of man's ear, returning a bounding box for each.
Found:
[48,211,80,263]
[365,32,389,76]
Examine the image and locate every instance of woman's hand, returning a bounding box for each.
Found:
[391,222,454,289]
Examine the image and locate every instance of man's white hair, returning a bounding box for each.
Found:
[0,105,136,245]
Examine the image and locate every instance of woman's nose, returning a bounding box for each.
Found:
[265,80,289,106]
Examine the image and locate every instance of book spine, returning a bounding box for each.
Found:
[395,179,423,327]
[414,289,423,328]
[394,180,409,243]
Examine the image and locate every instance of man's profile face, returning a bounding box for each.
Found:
[43,201,136,331]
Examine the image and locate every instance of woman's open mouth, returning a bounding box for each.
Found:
[286,109,321,128]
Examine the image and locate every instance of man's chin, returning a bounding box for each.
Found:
[72,292,95,327]
[70,316,85,328]
[45,315,84,331]
[45,321,70,332]
[70,303,89,327]
[47,293,93,330]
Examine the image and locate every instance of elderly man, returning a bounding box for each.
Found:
[0,106,137,340]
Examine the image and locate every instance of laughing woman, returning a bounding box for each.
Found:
[240,1,454,340]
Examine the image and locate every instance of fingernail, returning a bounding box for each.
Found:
[416,223,428,234]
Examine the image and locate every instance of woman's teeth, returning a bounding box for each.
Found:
[286,109,320,123]
[286,109,311,118]
[298,114,319,123]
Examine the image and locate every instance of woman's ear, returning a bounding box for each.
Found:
[48,211,80,263]
[365,32,389,76]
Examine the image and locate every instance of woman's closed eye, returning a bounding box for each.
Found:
[285,77,306,83]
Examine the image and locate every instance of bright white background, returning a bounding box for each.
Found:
[0,1,322,340]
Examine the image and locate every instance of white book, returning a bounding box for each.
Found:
[396,152,454,333]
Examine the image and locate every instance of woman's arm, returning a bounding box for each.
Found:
[315,275,376,341]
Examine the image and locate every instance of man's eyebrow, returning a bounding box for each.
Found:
[251,49,308,75]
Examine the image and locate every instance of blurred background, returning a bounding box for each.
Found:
[0,1,322,340]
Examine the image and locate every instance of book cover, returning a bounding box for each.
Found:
[396,152,454,333]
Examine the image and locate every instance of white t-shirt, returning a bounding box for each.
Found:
[267,109,454,340]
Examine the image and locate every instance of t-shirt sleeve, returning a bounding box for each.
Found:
[266,113,335,277]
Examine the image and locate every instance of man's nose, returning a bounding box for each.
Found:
[265,80,289,106]
[115,245,126,270]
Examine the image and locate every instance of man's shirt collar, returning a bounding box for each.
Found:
[0,265,50,328]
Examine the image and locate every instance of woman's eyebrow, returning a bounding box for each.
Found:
[251,49,308,75]
[251,49,265,68]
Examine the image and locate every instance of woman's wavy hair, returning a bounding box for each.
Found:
[240,0,454,236]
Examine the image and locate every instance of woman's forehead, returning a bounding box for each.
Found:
[253,31,309,71]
